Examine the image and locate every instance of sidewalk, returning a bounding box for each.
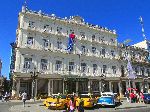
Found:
[115,100,147,110]
[9,100,148,112]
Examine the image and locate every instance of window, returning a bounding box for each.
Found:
[57,39,62,50]
[41,59,48,70]
[44,25,49,31]
[81,63,87,73]
[80,32,85,38]
[111,38,114,43]
[135,67,139,74]
[102,65,107,73]
[147,69,150,76]
[70,29,74,34]
[93,64,97,74]
[69,62,74,72]
[57,27,62,34]
[23,58,32,69]
[99,37,101,42]
[28,21,35,28]
[101,37,104,42]
[112,66,116,74]
[140,68,144,76]
[121,65,125,77]
[27,37,33,45]
[81,45,86,54]
[43,39,49,48]
[55,60,62,71]
[111,50,115,57]
[102,49,105,56]
[92,35,95,41]
[92,47,96,54]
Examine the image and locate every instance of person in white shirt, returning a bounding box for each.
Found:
[21,91,27,107]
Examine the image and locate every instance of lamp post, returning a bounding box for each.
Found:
[77,53,81,95]
[30,67,39,101]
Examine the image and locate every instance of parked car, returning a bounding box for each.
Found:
[76,93,97,108]
[143,93,150,104]
[97,92,116,107]
[43,94,69,109]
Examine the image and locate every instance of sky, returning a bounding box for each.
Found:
[0,0,150,79]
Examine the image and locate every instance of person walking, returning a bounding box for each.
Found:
[69,96,75,112]
[21,91,27,107]
[125,90,130,102]
[140,92,144,103]
[77,98,84,112]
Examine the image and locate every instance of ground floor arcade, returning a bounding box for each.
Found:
[12,74,150,99]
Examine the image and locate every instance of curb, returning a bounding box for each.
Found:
[115,106,147,110]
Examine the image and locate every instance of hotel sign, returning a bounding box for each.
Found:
[66,77,89,82]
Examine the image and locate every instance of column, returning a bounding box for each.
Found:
[35,79,38,97]
[126,81,129,89]
[132,81,136,88]
[51,80,53,94]
[109,81,112,92]
[76,81,79,96]
[31,81,34,99]
[48,79,51,96]
[88,80,91,93]
[99,81,102,94]
[63,80,65,94]
[118,82,122,97]
[16,79,20,97]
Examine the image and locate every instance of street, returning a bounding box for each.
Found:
[0,100,150,112]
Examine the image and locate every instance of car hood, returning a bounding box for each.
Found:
[98,97,113,102]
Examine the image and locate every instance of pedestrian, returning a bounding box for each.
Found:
[77,98,84,112]
[136,92,140,103]
[125,90,130,102]
[21,91,27,107]
[140,92,144,103]
[69,96,75,112]
[129,91,134,103]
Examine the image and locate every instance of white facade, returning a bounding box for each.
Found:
[11,6,150,98]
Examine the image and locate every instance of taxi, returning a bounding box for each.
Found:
[76,93,96,108]
[43,94,58,106]
[44,94,70,109]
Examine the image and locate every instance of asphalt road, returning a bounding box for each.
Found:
[0,101,150,112]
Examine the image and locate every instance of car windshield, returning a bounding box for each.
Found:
[101,96,113,99]
[61,95,66,99]
[143,94,150,97]
[101,94,113,96]
[80,95,92,98]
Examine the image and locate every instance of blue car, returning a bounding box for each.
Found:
[143,93,150,104]
[97,94,115,107]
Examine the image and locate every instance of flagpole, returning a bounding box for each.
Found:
[139,16,146,40]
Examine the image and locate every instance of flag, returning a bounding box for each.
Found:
[127,58,136,79]
[66,33,75,52]
[148,53,150,62]
[139,16,143,24]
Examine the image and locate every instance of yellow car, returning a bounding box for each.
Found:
[76,94,96,108]
[44,95,69,109]
[43,96,54,106]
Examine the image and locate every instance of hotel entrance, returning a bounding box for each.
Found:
[67,81,76,94]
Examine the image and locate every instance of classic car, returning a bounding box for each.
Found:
[44,94,69,109]
[76,93,97,108]
[97,92,116,107]
[143,93,150,104]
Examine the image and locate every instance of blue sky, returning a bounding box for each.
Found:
[0,0,150,79]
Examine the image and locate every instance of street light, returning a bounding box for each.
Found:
[30,67,39,101]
